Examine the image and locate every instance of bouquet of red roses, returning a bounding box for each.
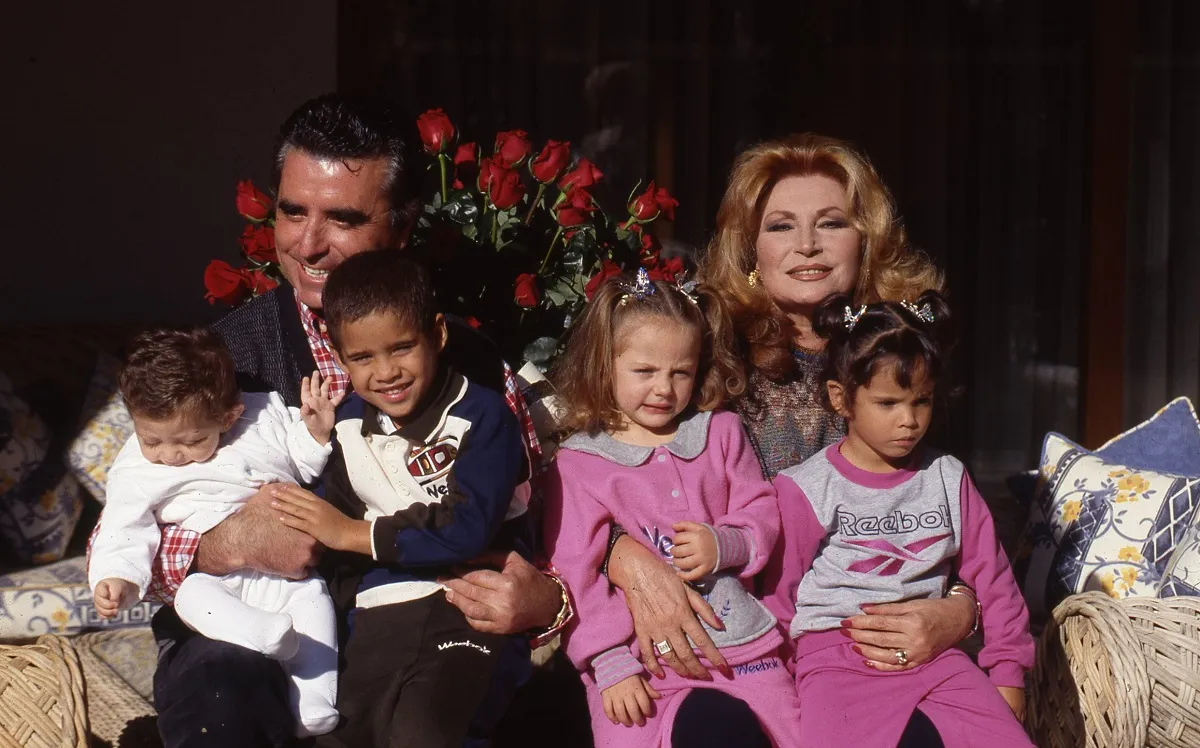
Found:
[411,109,681,366]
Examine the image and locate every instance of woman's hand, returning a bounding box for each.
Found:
[608,535,728,680]
[270,485,371,555]
[840,594,975,671]
[441,551,562,635]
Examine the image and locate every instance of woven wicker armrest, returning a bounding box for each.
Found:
[1028,591,1200,748]
[0,634,88,747]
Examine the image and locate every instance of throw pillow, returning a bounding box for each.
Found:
[1096,396,1200,478]
[1022,433,1200,616]
[66,353,133,504]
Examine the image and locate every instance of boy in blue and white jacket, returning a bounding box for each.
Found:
[270,252,532,748]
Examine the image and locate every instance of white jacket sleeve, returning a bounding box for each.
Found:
[87,445,163,602]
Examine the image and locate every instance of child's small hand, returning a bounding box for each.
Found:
[601,674,660,727]
[94,578,138,619]
[299,372,343,445]
[997,686,1026,721]
[270,484,368,554]
[670,521,718,582]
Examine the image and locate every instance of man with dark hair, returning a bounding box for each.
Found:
[92,94,571,748]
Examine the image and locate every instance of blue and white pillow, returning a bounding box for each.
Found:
[1022,433,1200,616]
[1096,397,1200,478]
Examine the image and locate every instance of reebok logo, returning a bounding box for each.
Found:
[838,506,951,536]
[437,640,492,655]
[844,534,952,576]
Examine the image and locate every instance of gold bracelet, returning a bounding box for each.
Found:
[947,584,981,638]
[545,573,571,632]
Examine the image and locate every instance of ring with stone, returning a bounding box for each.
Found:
[895,649,909,666]
[654,640,673,656]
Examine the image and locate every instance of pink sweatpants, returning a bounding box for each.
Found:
[585,652,803,748]
[792,635,1033,748]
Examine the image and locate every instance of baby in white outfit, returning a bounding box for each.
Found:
[89,327,342,738]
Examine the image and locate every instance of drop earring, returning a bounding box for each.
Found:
[747,268,761,288]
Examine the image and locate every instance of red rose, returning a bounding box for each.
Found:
[648,254,684,283]
[554,187,596,227]
[494,130,532,168]
[238,225,277,264]
[513,273,540,308]
[454,142,477,165]
[248,269,279,295]
[235,180,271,222]
[477,158,526,211]
[558,159,603,191]
[584,259,623,300]
[530,140,572,183]
[417,109,455,154]
[628,181,680,222]
[203,260,252,305]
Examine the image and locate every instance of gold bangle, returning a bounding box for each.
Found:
[546,573,571,632]
[947,585,981,638]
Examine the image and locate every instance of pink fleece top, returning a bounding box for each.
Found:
[544,410,784,690]
[762,442,1034,688]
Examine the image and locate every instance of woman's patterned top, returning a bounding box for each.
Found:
[735,347,847,478]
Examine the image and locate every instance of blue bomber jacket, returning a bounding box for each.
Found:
[320,367,532,613]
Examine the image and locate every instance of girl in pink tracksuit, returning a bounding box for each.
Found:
[544,269,802,748]
[769,290,1035,748]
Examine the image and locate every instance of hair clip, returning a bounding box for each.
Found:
[676,278,700,306]
[844,304,867,331]
[900,300,936,323]
[618,267,657,307]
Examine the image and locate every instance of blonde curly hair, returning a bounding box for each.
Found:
[698,132,943,381]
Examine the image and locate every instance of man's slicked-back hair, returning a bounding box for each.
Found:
[322,251,439,351]
[273,94,420,228]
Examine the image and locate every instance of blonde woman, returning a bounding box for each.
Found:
[605,134,977,747]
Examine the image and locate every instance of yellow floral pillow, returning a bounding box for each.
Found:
[1022,433,1200,615]
[66,354,132,504]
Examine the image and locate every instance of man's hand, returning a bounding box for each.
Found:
[271,484,370,555]
[441,551,561,635]
[94,578,138,618]
[299,372,342,446]
[998,686,1026,722]
[602,674,660,727]
[194,484,321,579]
[670,521,718,582]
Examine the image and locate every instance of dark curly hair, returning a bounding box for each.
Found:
[119,328,240,422]
[811,289,955,411]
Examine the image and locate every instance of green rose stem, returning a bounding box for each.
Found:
[538,226,564,274]
[438,154,449,204]
[524,183,546,225]
[491,210,499,245]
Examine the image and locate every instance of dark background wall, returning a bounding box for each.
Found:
[2,0,1196,483]
[0,2,336,325]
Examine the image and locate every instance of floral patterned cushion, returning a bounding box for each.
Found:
[1022,432,1200,616]
[0,372,84,565]
[65,354,133,504]
[0,556,158,639]
[0,372,51,496]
